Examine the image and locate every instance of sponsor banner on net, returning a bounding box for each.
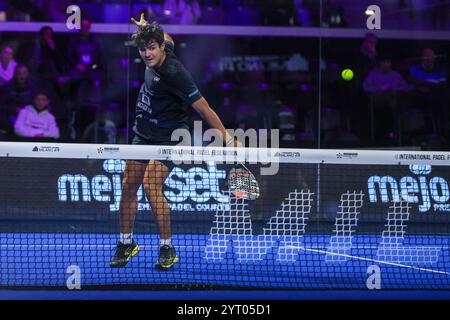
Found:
[32,146,60,153]
[97,147,120,154]
[337,152,359,159]
[395,153,450,161]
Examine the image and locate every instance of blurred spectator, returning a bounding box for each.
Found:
[355,33,378,80]
[0,45,17,86]
[0,64,38,132]
[294,0,312,26]
[80,107,117,144]
[67,15,105,117]
[363,52,411,142]
[67,17,104,84]
[14,90,60,139]
[163,0,201,25]
[409,47,448,134]
[31,26,69,89]
[261,0,295,26]
[363,54,410,94]
[298,0,320,26]
[409,48,447,86]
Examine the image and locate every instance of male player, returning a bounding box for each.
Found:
[110,14,239,270]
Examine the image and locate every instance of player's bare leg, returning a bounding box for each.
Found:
[120,160,147,234]
[110,160,147,268]
[144,160,179,269]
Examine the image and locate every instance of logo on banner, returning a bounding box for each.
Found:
[97,147,119,154]
[337,152,358,159]
[394,153,450,161]
[274,152,301,158]
[32,146,60,152]
[104,147,119,154]
[368,165,449,212]
[57,160,230,213]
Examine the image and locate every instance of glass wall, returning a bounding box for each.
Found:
[320,0,449,150]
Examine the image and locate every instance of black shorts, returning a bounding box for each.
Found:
[131,134,179,168]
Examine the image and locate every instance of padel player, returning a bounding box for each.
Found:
[110,14,240,270]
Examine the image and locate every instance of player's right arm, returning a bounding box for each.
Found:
[164,32,174,47]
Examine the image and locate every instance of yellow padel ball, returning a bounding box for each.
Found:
[341,68,354,81]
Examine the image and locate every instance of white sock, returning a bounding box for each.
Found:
[160,238,172,247]
[120,233,133,245]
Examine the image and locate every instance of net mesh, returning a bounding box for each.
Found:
[0,142,449,290]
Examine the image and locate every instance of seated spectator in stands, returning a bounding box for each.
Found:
[363,52,411,142]
[363,53,410,94]
[163,0,201,25]
[410,48,447,87]
[0,64,38,132]
[0,45,17,87]
[14,90,60,139]
[409,47,448,134]
[80,107,117,144]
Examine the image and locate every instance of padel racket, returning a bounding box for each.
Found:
[227,163,260,200]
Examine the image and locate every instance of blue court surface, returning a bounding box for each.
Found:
[1,233,449,299]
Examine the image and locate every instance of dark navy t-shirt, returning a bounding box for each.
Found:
[133,41,202,141]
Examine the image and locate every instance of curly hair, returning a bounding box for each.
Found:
[131,22,165,48]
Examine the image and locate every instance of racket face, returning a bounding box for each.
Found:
[228,167,260,200]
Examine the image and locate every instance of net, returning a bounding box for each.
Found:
[0,142,449,290]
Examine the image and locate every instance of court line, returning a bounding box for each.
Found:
[288,246,450,276]
[0,245,190,249]
[1,244,450,250]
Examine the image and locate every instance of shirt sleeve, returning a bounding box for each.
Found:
[45,113,60,139]
[166,60,203,105]
[14,109,41,137]
[363,70,378,93]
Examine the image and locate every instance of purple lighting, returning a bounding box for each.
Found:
[299,83,310,91]
[258,83,270,90]
[219,82,233,90]
[388,131,397,139]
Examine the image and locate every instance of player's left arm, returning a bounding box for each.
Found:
[192,97,238,147]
